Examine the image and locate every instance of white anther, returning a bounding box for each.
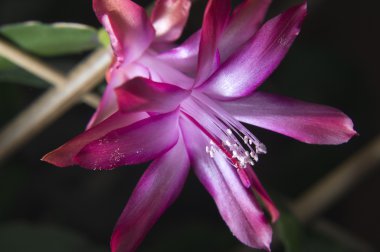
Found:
[225,140,232,147]
[244,136,249,144]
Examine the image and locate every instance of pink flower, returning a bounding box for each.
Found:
[88,0,194,128]
[43,1,357,251]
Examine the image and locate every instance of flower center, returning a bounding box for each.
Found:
[181,93,267,187]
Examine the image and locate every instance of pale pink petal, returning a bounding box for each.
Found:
[218,91,357,144]
[74,110,180,170]
[87,63,150,129]
[180,118,273,250]
[151,0,192,42]
[199,3,307,99]
[139,53,194,89]
[116,77,190,113]
[195,0,231,85]
[219,0,271,62]
[111,136,190,252]
[156,31,201,76]
[42,111,148,167]
[93,0,155,65]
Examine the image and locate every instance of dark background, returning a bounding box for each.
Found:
[0,0,379,251]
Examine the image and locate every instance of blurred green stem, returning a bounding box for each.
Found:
[0,38,100,108]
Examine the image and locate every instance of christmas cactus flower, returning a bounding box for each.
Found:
[88,0,194,128]
[43,1,356,251]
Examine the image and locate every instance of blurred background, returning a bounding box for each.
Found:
[0,0,379,251]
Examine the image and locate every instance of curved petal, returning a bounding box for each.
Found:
[218,92,357,144]
[195,0,231,85]
[151,0,192,42]
[93,0,155,65]
[219,0,271,62]
[75,109,180,170]
[180,118,273,250]
[199,3,307,100]
[111,136,190,252]
[87,63,150,129]
[116,77,190,113]
[42,111,148,167]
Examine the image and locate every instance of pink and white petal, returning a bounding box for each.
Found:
[156,30,201,76]
[219,0,271,62]
[93,0,155,65]
[87,62,151,129]
[116,77,190,113]
[199,3,307,100]
[151,0,192,42]
[195,0,231,85]
[111,136,189,252]
[75,109,180,170]
[42,111,148,167]
[139,53,194,89]
[180,118,273,250]
[218,91,357,145]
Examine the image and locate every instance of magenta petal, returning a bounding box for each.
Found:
[195,0,231,85]
[74,109,180,170]
[151,0,192,42]
[245,168,279,222]
[42,111,147,167]
[111,137,190,252]
[116,77,190,113]
[87,63,150,129]
[93,0,155,64]
[219,0,271,62]
[219,91,357,144]
[181,119,273,250]
[199,3,307,100]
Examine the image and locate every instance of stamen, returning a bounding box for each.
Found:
[181,95,267,188]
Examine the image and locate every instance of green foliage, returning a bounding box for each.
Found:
[0,22,100,56]
[98,28,111,48]
[0,21,104,88]
[276,212,303,252]
[0,67,49,88]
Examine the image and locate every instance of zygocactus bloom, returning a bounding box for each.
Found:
[88,0,194,128]
[43,0,356,251]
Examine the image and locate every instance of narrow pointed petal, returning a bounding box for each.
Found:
[219,0,271,61]
[111,137,190,252]
[195,0,231,85]
[116,77,190,113]
[93,0,155,65]
[74,110,180,170]
[151,0,192,42]
[245,168,279,222]
[42,111,148,167]
[200,3,307,99]
[218,92,357,144]
[181,119,273,250]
